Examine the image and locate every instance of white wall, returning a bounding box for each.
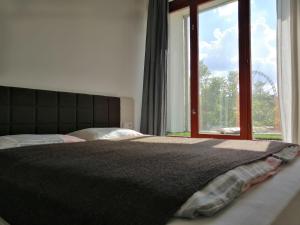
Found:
[0,0,148,130]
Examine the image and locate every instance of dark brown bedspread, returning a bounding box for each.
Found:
[0,136,294,225]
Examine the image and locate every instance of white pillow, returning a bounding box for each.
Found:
[68,128,143,141]
[0,134,85,150]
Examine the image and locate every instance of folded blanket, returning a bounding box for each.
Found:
[175,146,299,218]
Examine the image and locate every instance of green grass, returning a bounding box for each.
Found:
[167,132,282,141]
[167,132,191,137]
[253,133,282,140]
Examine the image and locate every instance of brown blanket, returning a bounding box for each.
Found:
[0,136,294,225]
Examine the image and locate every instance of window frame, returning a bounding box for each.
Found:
[169,0,252,140]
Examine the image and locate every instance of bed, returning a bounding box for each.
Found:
[1,160,300,225]
[0,86,299,225]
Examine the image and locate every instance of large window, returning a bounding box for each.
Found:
[251,0,282,140]
[198,1,240,136]
[167,0,281,140]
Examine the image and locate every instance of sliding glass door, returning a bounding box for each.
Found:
[169,0,281,140]
[169,0,252,139]
[250,0,282,140]
[191,0,252,139]
[197,1,241,136]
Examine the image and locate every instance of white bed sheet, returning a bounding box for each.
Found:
[1,159,299,225]
[168,158,300,225]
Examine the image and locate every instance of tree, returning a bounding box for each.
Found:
[198,61,277,132]
[252,80,276,127]
[199,61,238,131]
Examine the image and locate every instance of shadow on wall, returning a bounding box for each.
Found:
[0,0,140,18]
[0,10,10,76]
[0,0,148,131]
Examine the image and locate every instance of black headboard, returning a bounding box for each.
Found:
[0,86,120,135]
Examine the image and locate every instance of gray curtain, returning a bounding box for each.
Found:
[140,0,168,136]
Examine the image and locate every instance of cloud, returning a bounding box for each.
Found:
[212,1,238,23]
[199,14,277,81]
[251,16,277,80]
[215,1,238,17]
[199,25,239,72]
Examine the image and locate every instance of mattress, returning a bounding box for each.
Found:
[168,158,300,225]
[0,160,299,225]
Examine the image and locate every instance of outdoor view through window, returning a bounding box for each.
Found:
[167,0,281,140]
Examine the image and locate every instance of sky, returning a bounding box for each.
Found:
[198,0,277,85]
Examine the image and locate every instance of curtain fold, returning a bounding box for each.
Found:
[140,0,168,136]
[277,0,300,143]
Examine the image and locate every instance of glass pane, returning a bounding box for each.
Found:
[198,1,240,135]
[167,7,191,137]
[251,0,282,140]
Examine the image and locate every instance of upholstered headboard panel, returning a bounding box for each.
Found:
[0,86,120,135]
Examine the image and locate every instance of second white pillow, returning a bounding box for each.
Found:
[69,128,143,141]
